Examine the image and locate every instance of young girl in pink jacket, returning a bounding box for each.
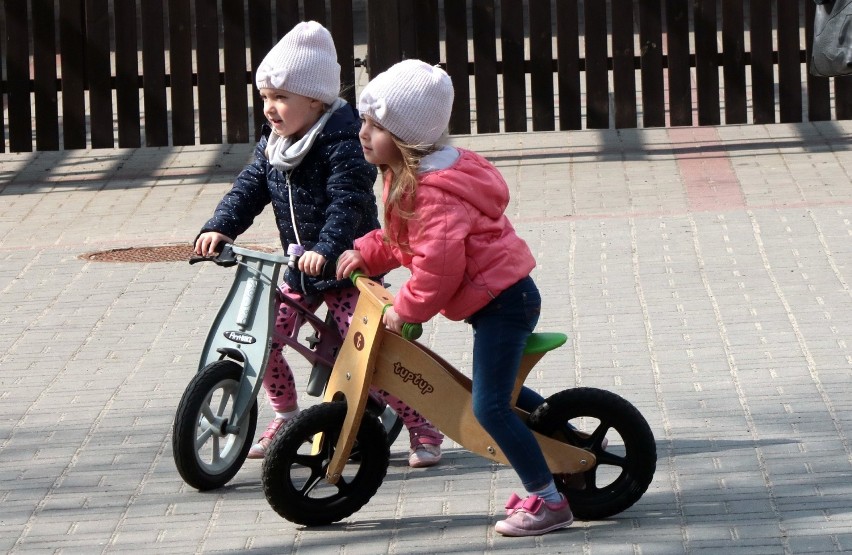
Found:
[336,59,573,537]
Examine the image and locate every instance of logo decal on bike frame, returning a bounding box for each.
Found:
[353,331,365,351]
[392,361,434,395]
[224,330,257,344]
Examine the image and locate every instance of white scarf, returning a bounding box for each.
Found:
[265,97,347,171]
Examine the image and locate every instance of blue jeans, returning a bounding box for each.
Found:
[467,276,551,491]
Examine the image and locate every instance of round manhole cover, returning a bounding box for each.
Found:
[79,244,276,263]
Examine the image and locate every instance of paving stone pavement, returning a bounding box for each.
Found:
[1,120,851,554]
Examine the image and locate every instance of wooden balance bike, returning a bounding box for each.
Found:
[261,269,657,525]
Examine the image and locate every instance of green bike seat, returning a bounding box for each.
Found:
[523,332,568,355]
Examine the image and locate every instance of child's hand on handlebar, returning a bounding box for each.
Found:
[195,232,234,257]
[382,306,404,334]
[298,251,327,276]
[336,249,367,280]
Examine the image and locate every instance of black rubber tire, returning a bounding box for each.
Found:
[172,360,258,490]
[528,387,657,520]
[262,401,390,525]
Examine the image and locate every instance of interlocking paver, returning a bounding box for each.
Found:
[1,120,851,553]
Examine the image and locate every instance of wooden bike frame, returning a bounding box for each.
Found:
[320,274,597,484]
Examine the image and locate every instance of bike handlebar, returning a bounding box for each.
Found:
[349,270,423,341]
[190,246,423,341]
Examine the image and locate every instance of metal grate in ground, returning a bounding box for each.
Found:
[79,244,276,263]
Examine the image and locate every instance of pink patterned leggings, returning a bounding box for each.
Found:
[263,285,442,445]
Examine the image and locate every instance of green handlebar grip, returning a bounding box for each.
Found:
[401,322,422,341]
[349,269,364,285]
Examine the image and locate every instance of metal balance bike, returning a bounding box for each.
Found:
[261,269,658,525]
[172,244,402,491]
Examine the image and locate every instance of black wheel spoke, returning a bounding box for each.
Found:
[596,450,627,468]
[589,421,610,450]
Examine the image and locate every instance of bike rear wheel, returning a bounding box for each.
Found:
[262,401,390,525]
[172,360,258,490]
[528,387,657,520]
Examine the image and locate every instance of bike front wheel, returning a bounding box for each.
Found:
[528,387,657,520]
[262,401,390,525]
[172,360,258,490]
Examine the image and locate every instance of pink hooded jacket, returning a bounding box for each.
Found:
[354,148,536,323]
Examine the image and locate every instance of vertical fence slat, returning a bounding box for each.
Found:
[413,0,440,64]
[837,78,852,120]
[196,0,222,144]
[837,77,852,120]
[694,0,720,125]
[804,0,831,121]
[223,0,249,144]
[584,0,609,128]
[777,3,802,123]
[304,1,327,25]
[501,0,526,132]
[114,0,140,148]
[141,0,169,146]
[444,0,471,134]
[721,0,747,124]
[169,0,195,145]
[331,0,358,105]
[398,1,416,60]
[472,0,499,133]
[611,0,637,128]
[59,0,86,149]
[86,0,113,148]
[665,0,692,126]
[556,0,581,130]
[6,0,33,152]
[749,0,774,123]
[529,0,554,131]
[33,0,60,151]
[0,8,4,153]
[276,0,300,38]
[638,0,665,127]
[367,0,400,76]
[248,0,274,139]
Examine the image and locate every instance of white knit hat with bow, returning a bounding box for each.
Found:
[358,59,454,146]
[255,21,340,105]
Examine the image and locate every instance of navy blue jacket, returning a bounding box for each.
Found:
[201,103,379,295]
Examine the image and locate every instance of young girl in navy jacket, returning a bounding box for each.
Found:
[195,24,442,468]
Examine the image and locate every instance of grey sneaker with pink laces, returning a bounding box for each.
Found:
[495,493,574,537]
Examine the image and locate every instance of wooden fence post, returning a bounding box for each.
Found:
[445,0,471,134]
[366,0,401,77]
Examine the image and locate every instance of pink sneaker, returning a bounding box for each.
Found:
[408,443,442,468]
[247,417,288,459]
[407,423,444,468]
[495,494,574,537]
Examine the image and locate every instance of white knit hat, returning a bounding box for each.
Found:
[358,59,454,146]
[255,21,340,105]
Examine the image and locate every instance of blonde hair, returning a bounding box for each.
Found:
[381,135,439,253]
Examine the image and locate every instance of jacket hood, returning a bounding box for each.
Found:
[418,149,508,220]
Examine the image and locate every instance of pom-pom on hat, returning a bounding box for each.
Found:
[255,21,340,105]
[358,59,454,146]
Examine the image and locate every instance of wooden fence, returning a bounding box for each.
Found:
[1,0,851,153]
